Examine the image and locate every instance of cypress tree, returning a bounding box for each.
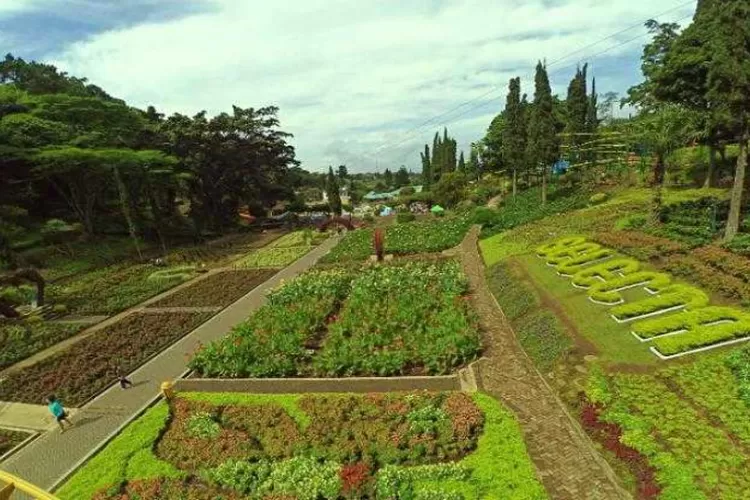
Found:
[527,61,559,205]
[565,64,589,152]
[384,168,393,188]
[432,132,442,182]
[420,144,432,189]
[502,77,526,198]
[457,151,466,172]
[468,146,480,181]
[326,166,342,215]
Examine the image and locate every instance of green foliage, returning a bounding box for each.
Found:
[726,345,750,407]
[235,246,310,268]
[186,411,220,439]
[146,266,197,284]
[614,214,648,231]
[56,403,183,500]
[485,263,538,321]
[610,284,709,321]
[396,211,416,224]
[432,171,468,207]
[589,193,608,205]
[515,312,572,372]
[724,233,750,256]
[0,321,82,369]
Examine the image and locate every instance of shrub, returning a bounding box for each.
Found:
[485,263,538,321]
[340,462,372,498]
[726,345,750,407]
[515,312,571,371]
[186,412,220,439]
[588,272,672,304]
[633,306,747,340]
[52,303,68,314]
[725,233,750,256]
[610,284,709,322]
[571,259,641,288]
[589,193,608,205]
[203,459,272,494]
[614,214,648,230]
[396,212,416,224]
[470,207,496,226]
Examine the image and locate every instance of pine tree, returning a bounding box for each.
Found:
[394,166,410,187]
[586,77,598,132]
[326,166,342,215]
[457,151,466,172]
[468,146,481,181]
[383,168,393,188]
[502,77,526,198]
[420,144,432,189]
[432,132,442,182]
[527,61,560,205]
[565,64,589,153]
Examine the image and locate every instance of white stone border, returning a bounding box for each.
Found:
[650,336,750,360]
[611,304,686,324]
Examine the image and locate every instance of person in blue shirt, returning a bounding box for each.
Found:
[46,395,73,432]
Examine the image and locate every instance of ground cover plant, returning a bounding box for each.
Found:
[314,260,481,376]
[583,356,750,499]
[192,260,481,377]
[58,392,546,500]
[0,428,30,457]
[148,270,276,308]
[0,312,212,406]
[190,269,353,377]
[535,236,750,359]
[234,231,327,269]
[0,320,82,369]
[321,217,470,263]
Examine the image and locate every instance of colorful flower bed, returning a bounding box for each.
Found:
[536,236,750,359]
[57,392,546,500]
[0,428,30,457]
[190,261,481,377]
[234,246,312,269]
[0,312,212,406]
[321,217,471,263]
[0,320,82,370]
[583,358,750,499]
[148,270,276,308]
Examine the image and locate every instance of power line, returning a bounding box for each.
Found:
[366,0,696,163]
[382,10,695,167]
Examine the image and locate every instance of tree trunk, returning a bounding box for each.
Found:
[653,153,666,186]
[512,169,517,199]
[724,130,748,241]
[113,167,143,260]
[541,164,547,205]
[704,144,717,188]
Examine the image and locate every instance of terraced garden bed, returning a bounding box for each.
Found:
[0,428,31,457]
[0,320,83,370]
[0,312,212,406]
[57,391,546,500]
[148,270,276,308]
[321,217,471,263]
[190,260,481,377]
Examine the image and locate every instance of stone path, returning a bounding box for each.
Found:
[459,226,630,500]
[0,237,338,498]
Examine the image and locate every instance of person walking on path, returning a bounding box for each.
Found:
[118,370,133,389]
[46,395,73,432]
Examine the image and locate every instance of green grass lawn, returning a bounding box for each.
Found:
[516,253,658,367]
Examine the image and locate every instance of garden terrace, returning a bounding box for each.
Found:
[189,260,481,378]
[534,236,750,359]
[583,352,750,499]
[0,311,212,406]
[233,231,328,269]
[147,270,276,308]
[57,391,546,500]
[0,428,30,458]
[0,320,82,370]
[320,217,471,263]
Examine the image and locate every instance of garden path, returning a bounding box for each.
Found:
[459,226,630,500]
[0,237,339,499]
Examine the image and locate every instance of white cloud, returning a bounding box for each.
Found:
[45,0,697,172]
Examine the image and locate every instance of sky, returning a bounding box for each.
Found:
[0,0,697,173]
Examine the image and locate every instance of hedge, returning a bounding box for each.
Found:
[610,284,709,322]
[588,271,672,305]
[571,259,641,288]
[633,306,746,340]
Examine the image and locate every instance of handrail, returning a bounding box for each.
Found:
[0,471,59,500]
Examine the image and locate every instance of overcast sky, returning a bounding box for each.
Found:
[0,0,696,172]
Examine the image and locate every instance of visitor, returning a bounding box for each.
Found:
[117,369,133,389]
[46,395,73,432]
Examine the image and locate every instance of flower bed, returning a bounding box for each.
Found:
[234,246,311,269]
[148,270,275,308]
[58,392,546,500]
[0,428,30,457]
[191,261,481,377]
[314,261,481,376]
[0,320,83,370]
[321,217,471,263]
[0,312,212,406]
[592,231,687,262]
[583,362,750,499]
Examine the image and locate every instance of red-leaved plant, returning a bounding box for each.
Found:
[340,462,372,497]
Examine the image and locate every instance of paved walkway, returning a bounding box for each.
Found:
[459,227,630,500]
[0,238,337,498]
[0,403,75,433]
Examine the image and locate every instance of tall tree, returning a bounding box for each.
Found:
[432,132,442,182]
[383,168,393,188]
[457,151,466,172]
[625,20,681,110]
[326,166,342,215]
[420,144,432,189]
[468,145,481,181]
[704,0,750,240]
[501,77,526,198]
[565,64,589,150]
[527,62,559,204]
[394,166,410,187]
[586,77,598,133]
[337,164,348,181]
